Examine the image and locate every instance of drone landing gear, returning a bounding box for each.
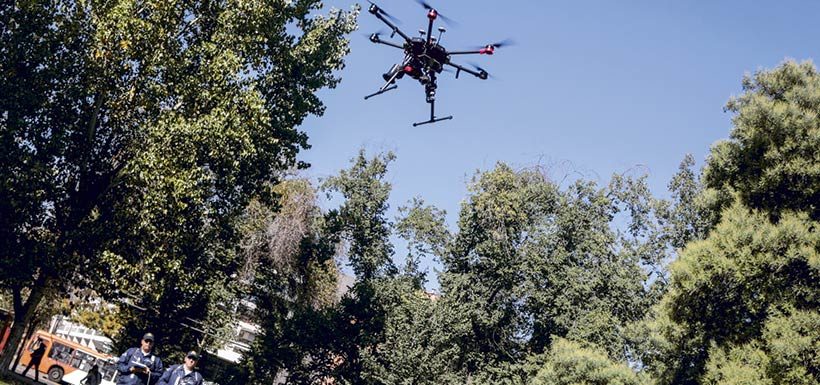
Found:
[413,115,452,127]
[364,85,398,100]
[413,85,452,126]
[365,57,412,100]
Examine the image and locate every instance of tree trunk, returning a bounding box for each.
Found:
[12,317,39,370]
[0,277,48,375]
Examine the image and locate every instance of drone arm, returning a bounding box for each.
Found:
[447,50,484,55]
[364,72,401,100]
[365,53,412,100]
[370,36,404,49]
[371,10,412,42]
[445,61,488,79]
[426,15,435,46]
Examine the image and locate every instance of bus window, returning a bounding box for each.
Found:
[49,342,74,365]
[73,350,96,370]
[101,360,118,381]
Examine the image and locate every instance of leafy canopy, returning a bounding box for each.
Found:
[1,0,357,367]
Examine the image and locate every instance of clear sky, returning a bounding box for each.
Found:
[298,0,820,288]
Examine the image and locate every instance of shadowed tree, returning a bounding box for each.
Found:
[238,179,341,384]
[648,204,819,385]
[0,0,357,372]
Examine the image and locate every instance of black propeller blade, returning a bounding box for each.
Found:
[488,39,515,48]
[472,39,516,50]
[368,1,402,24]
[364,29,388,40]
[362,29,389,43]
[467,61,493,79]
[414,0,458,26]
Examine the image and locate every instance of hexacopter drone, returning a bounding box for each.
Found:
[364,1,512,126]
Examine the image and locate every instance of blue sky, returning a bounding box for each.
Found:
[298,1,820,288]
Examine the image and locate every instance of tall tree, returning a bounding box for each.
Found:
[239,179,340,384]
[356,198,459,385]
[635,60,820,385]
[0,0,356,372]
[658,154,714,252]
[648,203,819,385]
[703,306,820,385]
[703,60,820,221]
[323,150,397,281]
[320,150,398,384]
[438,164,657,381]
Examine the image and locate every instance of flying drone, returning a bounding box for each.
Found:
[364,1,512,126]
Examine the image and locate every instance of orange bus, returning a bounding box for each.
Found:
[19,330,118,385]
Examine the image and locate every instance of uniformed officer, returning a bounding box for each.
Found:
[156,351,204,385]
[116,333,164,385]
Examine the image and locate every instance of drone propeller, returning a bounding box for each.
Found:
[471,39,516,53]
[364,29,388,40]
[467,61,493,79]
[414,0,458,26]
[368,1,402,24]
[484,39,515,49]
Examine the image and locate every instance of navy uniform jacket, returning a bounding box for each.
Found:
[116,347,164,385]
[156,364,203,385]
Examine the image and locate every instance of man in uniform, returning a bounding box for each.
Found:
[156,351,204,385]
[116,333,164,385]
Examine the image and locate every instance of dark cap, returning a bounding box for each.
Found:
[142,333,155,342]
[186,351,200,360]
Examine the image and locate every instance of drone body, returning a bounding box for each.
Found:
[364,1,510,126]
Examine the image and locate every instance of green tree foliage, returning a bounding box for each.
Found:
[439,164,559,372]
[238,151,400,384]
[320,151,399,384]
[704,307,820,385]
[69,297,125,340]
[395,197,450,287]
[0,0,357,370]
[357,199,459,385]
[239,179,340,384]
[659,154,714,251]
[323,150,398,281]
[648,204,819,385]
[632,61,820,385]
[532,338,650,385]
[704,60,820,221]
[438,164,662,381]
[357,279,464,385]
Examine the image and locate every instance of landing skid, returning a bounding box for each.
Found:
[413,115,453,126]
[364,85,398,100]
